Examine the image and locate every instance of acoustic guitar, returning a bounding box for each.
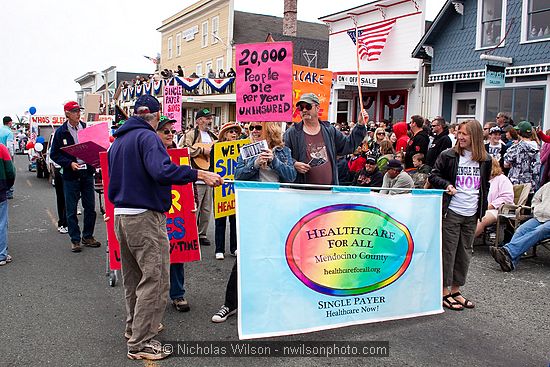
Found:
[192,142,214,170]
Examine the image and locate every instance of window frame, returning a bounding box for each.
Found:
[167,36,173,59]
[476,0,508,50]
[176,33,182,57]
[196,63,203,77]
[483,82,546,125]
[211,16,220,44]
[521,0,550,43]
[202,21,209,48]
[216,57,224,74]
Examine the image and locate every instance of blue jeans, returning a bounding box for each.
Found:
[169,263,185,300]
[215,214,237,254]
[0,200,8,261]
[63,173,96,243]
[504,218,550,268]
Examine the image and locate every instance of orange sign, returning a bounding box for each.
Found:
[292,65,332,123]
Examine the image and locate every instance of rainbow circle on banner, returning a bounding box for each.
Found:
[285,204,414,296]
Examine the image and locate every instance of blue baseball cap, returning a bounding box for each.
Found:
[134,95,161,114]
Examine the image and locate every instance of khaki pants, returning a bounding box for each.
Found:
[196,183,213,239]
[442,209,477,287]
[115,211,170,352]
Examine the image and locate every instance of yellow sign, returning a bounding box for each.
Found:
[213,139,250,218]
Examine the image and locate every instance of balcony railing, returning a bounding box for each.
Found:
[120,77,235,101]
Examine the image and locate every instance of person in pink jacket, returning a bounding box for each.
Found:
[475,157,514,237]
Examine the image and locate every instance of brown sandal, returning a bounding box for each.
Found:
[450,292,475,309]
[443,295,464,311]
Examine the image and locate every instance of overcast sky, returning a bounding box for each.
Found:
[0,0,446,117]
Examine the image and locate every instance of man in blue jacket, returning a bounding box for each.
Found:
[284,93,367,185]
[108,95,222,361]
[50,101,101,252]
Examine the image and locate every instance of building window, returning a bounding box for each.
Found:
[478,0,506,48]
[484,87,545,125]
[168,37,173,59]
[205,61,213,76]
[337,100,349,124]
[380,91,407,124]
[176,33,181,56]
[216,57,224,74]
[214,106,222,127]
[527,0,550,41]
[196,63,202,76]
[202,21,208,48]
[212,16,219,44]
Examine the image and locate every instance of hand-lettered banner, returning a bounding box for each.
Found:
[292,65,332,123]
[235,182,443,339]
[213,139,250,218]
[163,85,183,131]
[99,149,200,270]
[236,41,293,122]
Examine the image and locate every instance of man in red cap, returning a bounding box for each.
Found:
[50,101,101,252]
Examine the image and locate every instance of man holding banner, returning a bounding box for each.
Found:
[108,95,223,360]
[179,109,218,247]
[284,93,367,185]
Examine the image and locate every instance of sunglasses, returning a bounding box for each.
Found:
[431,124,440,128]
[162,129,176,135]
[249,125,263,131]
[227,128,239,134]
[297,103,313,111]
[376,132,385,135]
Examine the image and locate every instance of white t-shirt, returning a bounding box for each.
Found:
[448,150,480,216]
[487,141,503,161]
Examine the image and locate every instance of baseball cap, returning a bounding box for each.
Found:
[64,101,83,112]
[514,121,533,134]
[489,126,502,134]
[386,159,403,170]
[157,115,177,131]
[2,116,12,124]
[296,93,320,106]
[195,108,214,120]
[134,95,161,114]
[365,156,377,165]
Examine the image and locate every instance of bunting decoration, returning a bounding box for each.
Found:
[144,82,152,95]
[174,76,203,91]
[153,80,164,95]
[129,87,135,98]
[204,77,235,93]
[135,84,143,97]
[122,88,128,101]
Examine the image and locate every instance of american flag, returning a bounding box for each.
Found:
[349,19,396,62]
[143,55,159,64]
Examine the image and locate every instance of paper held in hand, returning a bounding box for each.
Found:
[240,140,269,160]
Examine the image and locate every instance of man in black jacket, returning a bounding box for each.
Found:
[405,115,430,169]
[426,116,452,167]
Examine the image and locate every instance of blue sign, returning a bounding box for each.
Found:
[485,65,505,87]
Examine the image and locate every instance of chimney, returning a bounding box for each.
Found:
[283,0,297,37]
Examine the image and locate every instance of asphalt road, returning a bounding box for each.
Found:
[1,156,549,367]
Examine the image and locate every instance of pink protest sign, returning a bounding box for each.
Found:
[236,41,293,122]
[78,121,110,149]
[163,85,183,131]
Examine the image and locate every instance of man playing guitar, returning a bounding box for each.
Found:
[179,108,218,247]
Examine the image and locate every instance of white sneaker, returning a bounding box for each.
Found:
[58,226,68,234]
[215,253,224,260]
[77,209,82,215]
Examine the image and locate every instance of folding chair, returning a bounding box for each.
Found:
[494,183,532,246]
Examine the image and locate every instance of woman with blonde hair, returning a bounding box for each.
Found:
[474,157,514,238]
[369,127,387,159]
[211,122,296,323]
[429,120,491,311]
